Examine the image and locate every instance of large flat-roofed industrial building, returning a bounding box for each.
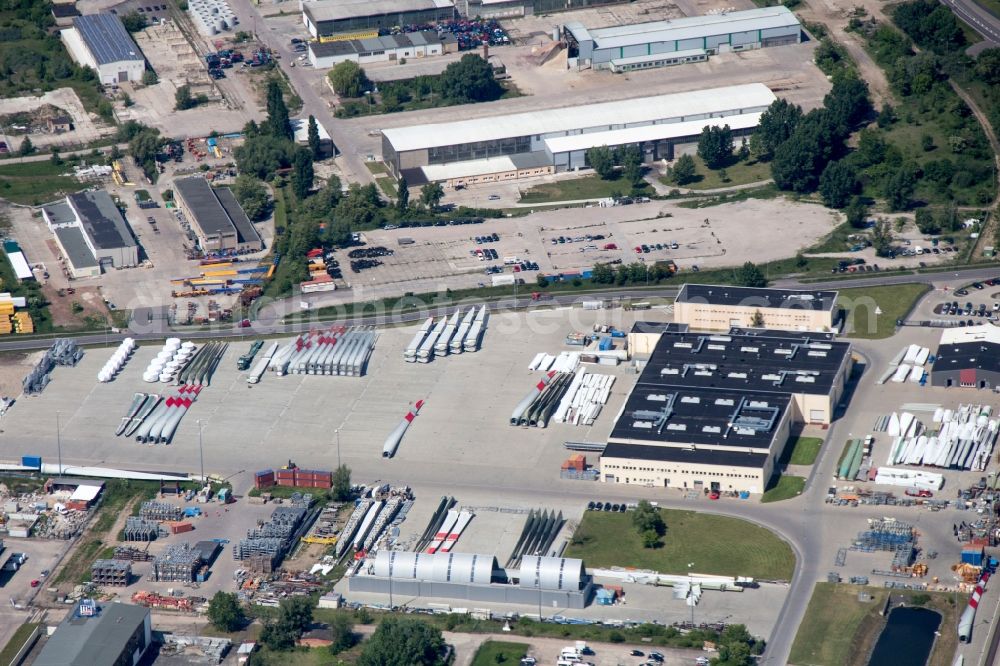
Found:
[600,325,853,493]
[462,0,630,19]
[42,190,139,278]
[565,6,801,72]
[173,177,264,254]
[381,83,776,185]
[61,14,145,84]
[932,325,1000,389]
[350,551,593,608]
[307,30,457,68]
[674,283,839,332]
[302,0,455,39]
[34,601,151,666]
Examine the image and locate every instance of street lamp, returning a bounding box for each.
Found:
[56,411,63,477]
[688,562,695,626]
[335,428,341,469]
[196,419,205,483]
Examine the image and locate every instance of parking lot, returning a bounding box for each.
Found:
[0,536,72,653]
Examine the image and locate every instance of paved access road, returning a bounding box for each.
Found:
[224,0,373,186]
[943,0,1000,45]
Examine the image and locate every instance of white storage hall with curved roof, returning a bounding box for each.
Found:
[351,550,593,608]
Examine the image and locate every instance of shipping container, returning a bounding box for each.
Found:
[21,455,41,468]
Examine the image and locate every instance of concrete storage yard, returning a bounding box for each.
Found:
[0,309,647,484]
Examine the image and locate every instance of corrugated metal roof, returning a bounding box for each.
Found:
[73,14,143,65]
[54,226,98,270]
[543,111,762,154]
[67,190,137,251]
[174,177,237,237]
[518,555,584,591]
[4,250,33,280]
[34,602,149,666]
[216,187,262,246]
[304,0,453,24]
[382,83,775,152]
[571,6,800,50]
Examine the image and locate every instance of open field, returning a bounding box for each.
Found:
[838,283,932,339]
[761,475,805,503]
[564,509,795,580]
[660,155,772,191]
[472,641,529,666]
[789,583,959,666]
[0,161,80,206]
[787,437,824,466]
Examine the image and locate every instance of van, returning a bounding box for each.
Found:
[503,256,519,265]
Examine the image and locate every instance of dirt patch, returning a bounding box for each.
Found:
[0,350,41,398]
[0,104,72,135]
[43,283,111,330]
[0,88,114,149]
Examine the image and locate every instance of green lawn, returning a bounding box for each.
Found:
[837,283,931,339]
[0,622,39,666]
[0,160,81,205]
[564,508,795,580]
[761,475,805,503]
[519,174,652,204]
[661,155,773,190]
[376,177,398,198]
[364,161,388,175]
[789,583,959,666]
[787,437,824,466]
[472,641,529,666]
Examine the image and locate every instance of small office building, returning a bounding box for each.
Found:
[308,30,457,68]
[674,283,839,332]
[302,0,455,40]
[932,325,1000,389]
[565,6,801,72]
[61,14,145,84]
[43,190,139,278]
[34,601,152,666]
[173,177,264,254]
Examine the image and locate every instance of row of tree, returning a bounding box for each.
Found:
[584,145,644,189]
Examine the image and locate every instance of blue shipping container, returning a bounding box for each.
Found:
[21,455,41,468]
[598,337,613,351]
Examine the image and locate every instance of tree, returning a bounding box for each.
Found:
[620,145,643,187]
[641,529,660,549]
[358,617,445,666]
[260,620,298,651]
[265,80,292,140]
[439,54,502,104]
[914,208,940,234]
[328,615,356,655]
[753,98,803,159]
[120,11,148,32]
[420,182,444,208]
[18,137,34,156]
[536,274,549,288]
[586,146,615,180]
[232,175,271,221]
[751,310,765,327]
[871,218,894,257]
[938,202,960,232]
[280,596,314,634]
[328,61,370,98]
[697,125,734,169]
[291,148,314,200]
[175,84,196,110]
[845,197,868,229]
[974,48,1000,84]
[397,175,409,211]
[669,154,697,185]
[332,464,352,501]
[307,115,321,160]
[141,69,158,85]
[234,135,294,180]
[884,167,917,211]
[50,150,62,166]
[818,160,858,208]
[736,261,766,287]
[207,592,246,632]
[631,500,665,537]
[876,103,896,128]
[823,75,872,132]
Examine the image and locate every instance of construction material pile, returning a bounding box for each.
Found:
[91,559,131,586]
[527,351,580,373]
[404,306,487,363]
[506,509,564,568]
[132,385,203,444]
[885,405,998,470]
[270,326,378,376]
[851,517,915,552]
[23,339,83,395]
[124,516,163,541]
[143,339,193,383]
[884,344,932,385]
[511,368,612,428]
[98,338,136,383]
[132,591,195,611]
[233,506,306,570]
[140,500,183,521]
[153,543,201,582]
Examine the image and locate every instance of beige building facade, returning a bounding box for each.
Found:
[673,283,838,332]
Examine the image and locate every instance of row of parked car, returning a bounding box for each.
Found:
[634,242,678,254]
[475,233,500,244]
[550,234,607,245]
[587,501,627,512]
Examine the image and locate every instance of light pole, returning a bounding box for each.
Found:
[336,428,341,469]
[56,411,62,477]
[197,419,205,483]
[688,562,695,626]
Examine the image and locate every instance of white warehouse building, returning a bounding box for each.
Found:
[61,13,145,84]
[565,6,802,72]
[381,83,776,185]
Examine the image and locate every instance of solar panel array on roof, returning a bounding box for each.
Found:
[73,14,143,65]
[67,191,136,251]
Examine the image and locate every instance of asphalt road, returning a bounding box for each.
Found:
[943,0,1000,44]
[225,0,374,186]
